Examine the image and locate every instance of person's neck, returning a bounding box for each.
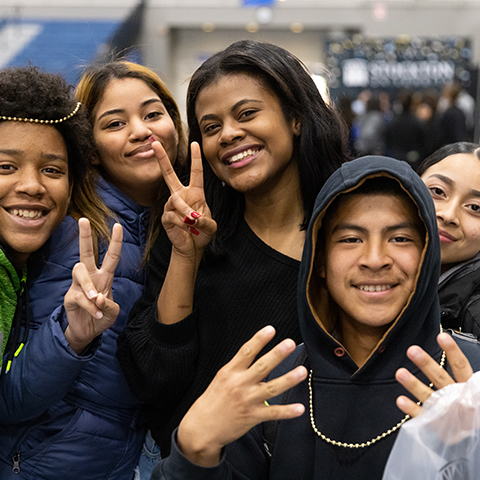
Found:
[337,319,389,368]
[244,181,305,261]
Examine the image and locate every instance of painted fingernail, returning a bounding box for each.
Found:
[184,216,196,225]
[190,211,201,219]
[189,227,200,236]
[148,136,156,144]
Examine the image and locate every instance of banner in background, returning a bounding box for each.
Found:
[325,35,472,101]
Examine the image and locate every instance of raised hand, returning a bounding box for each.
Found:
[176,326,307,467]
[150,138,217,257]
[64,218,123,354]
[395,332,474,417]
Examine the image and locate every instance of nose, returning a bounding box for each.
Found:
[359,240,393,271]
[219,120,244,146]
[129,116,152,141]
[16,167,46,197]
[436,200,459,226]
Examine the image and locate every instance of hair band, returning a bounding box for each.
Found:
[0,102,81,124]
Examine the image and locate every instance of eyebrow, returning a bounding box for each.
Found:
[198,98,263,124]
[96,98,163,122]
[0,149,67,163]
[331,222,421,235]
[427,173,480,198]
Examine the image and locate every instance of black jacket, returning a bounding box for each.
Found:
[438,254,480,338]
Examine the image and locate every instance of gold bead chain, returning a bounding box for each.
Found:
[0,102,81,124]
[308,349,446,449]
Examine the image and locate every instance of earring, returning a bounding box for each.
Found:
[221,181,226,187]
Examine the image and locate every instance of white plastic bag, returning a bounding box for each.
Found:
[383,371,480,480]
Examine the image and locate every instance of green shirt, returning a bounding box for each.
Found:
[0,248,27,368]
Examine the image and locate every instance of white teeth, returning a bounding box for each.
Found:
[8,209,44,220]
[227,149,259,164]
[358,285,392,292]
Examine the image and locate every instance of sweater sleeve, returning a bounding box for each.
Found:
[116,230,200,405]
[0,306,101,424]
[151,429,268,480]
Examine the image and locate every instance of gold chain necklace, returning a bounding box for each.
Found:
[308,348,446,449]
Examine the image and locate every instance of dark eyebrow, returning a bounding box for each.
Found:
[97,98,163,122]
[331,222,421,235]
[0,149,67,163]
[0,148,21,156]
[199,98,263,124]
[426,173,454,187]
[42,153,68,163]
[427,173,480,198]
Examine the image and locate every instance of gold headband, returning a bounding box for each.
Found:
[0,102,81,124]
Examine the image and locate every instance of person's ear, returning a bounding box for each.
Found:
[92,151,101,166]
[293,118,301,137]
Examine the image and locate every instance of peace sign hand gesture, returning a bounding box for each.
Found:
[150,138,217,258]
[64,218,123,354]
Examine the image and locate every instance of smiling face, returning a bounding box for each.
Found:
[318,192,424,336]
[0,122,71,269]
[421,153,480,273]
[93,77,178,206]
[195,73,301,198]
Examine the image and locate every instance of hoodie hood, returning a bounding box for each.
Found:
[298,156,442,380]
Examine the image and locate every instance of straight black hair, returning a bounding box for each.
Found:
[186,40,351,255]
[417,142,480,176]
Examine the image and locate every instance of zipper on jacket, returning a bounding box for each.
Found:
[12,452,20,474]
[9,405,77,473]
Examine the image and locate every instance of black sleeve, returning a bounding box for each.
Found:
[151,428,268,480]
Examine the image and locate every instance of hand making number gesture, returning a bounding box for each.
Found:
[64,217,123,354]
[149,137,217,258]
[176,326,307,467]
[395,333,474,417]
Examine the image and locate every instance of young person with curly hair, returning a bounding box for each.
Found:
[0,62,187,480]
[0,65,97,370]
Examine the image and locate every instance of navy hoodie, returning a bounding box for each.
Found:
[153,157,454,480]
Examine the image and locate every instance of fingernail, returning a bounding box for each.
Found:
[190,227,200,236]
[88,290,97,299]
[190,211,201,219]
[95,311,103,319]
[294,405,304,415]
[184,216,196,225]
[148,136,156,144]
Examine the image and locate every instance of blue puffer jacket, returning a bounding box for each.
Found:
[0,177,148,480]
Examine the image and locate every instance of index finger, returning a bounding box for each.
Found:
[188,142,204,190]
[149,136,183,194]
[100,223,123,275]
[78,218,96,273]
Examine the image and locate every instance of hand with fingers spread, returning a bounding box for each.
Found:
[64,218,124,354]
[176,326,307,468]
[395,332,474,418]
[150,138,217,257]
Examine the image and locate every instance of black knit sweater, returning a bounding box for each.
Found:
[117,218,301,456]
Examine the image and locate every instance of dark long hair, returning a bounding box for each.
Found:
[417,142,480,176]
[186,40,350,254]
